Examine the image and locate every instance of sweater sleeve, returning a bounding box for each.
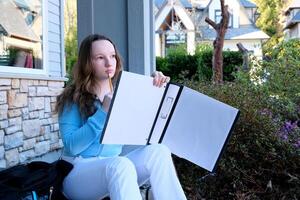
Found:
[59,104,107,156]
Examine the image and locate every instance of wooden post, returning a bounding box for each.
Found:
[237,42,249,71]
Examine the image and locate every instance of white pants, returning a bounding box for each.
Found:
[62,144,187,200]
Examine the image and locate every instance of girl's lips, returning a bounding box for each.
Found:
[106,70,113,74]
[106,70,114,78]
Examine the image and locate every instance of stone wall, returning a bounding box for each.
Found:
[0,78,64,168]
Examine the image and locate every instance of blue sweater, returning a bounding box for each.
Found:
[58,101,123,158]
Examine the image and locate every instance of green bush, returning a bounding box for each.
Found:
[269,38,300,60]
[261,59,299,121]
[172,40,300,199]
[156,44,243,82]
[65,26,78,84]
[156,57,170,75]
[195,43,213,54]
[223,51,243,81]
[174,80,300,199]
[166,54,198,81]
[156,45,198,81]
[197,49,243,81]
[196,48,213,81]
[243,40,300,122]
[166,44,187,57]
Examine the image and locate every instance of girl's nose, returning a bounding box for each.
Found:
[106,58,112,67]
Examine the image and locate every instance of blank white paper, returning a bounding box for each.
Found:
[162,87,239,172]
[149,84,180,144]
[101,71,166,145]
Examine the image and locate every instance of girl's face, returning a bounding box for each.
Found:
[91,40,117,81]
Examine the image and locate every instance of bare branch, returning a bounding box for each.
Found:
[220,5,229,29]
[221,0,225,13]
[205,17,218,30]
[237,43,248,53]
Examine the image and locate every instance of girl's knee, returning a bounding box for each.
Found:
[147,144,171,158]
[107,157,136,175]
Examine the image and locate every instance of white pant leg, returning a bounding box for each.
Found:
[62,156,142,200]
[126,144,187,200]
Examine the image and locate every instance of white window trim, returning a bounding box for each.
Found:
[0,0,49,76]
[214,9,233,28]
[60,0,65,78]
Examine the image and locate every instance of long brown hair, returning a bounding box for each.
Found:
[56,34,122,118]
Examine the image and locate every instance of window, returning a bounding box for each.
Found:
[215,10,222,24]
[0,0,44,71]
[165,21,186,44]
[215,9,233,28]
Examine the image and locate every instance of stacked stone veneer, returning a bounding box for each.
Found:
[0,78,65,168]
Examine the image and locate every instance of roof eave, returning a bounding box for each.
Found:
[284,21,300,29]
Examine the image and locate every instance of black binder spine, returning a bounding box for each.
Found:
[147,83,171,144]
[158,85,184,143]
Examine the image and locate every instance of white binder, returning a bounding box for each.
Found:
[100,71,239,172]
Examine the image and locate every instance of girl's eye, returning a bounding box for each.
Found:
[97,56,104,60]
[111,55,116,58]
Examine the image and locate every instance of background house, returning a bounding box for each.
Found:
[155,0,270,58]
[284,0,300,39]
[196,0,269,58]
[0,0,65,168]
[155,0,195,57]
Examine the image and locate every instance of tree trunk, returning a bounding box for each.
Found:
[205,0,229,84]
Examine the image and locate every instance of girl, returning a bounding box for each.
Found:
[56,34,187,200]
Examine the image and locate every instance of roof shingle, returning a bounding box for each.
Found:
[199,26,269,40]
[240,0,256,8]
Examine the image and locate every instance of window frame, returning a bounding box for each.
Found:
[214,9,233,28]
[0,0,48,76]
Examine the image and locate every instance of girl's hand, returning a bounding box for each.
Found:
[151,71,170,87]
[102,92,113,112]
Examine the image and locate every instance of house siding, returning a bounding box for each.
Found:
[48,0,64,78]
[290,24,299,38]
[208,0,240,28]
[78,0,155,75]
[198,39,263,58]
[0,0,65,169]
[239,6,253,26]
[285,6,300,39]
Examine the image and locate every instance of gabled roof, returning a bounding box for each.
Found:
[285,0,300,14]
[155,0,195,31]
[239,0,256,8]
[199,25,269,40]
[14,0,31,10]
[191,0,211,9]
[178,0,193,8]
[154,3,159,15]
[0,0,40,42]
[155,0,165,8]
[204,0,257,10]
[203,0,256,25]
[155,0,192,9]
[285,11,300,29]
[288,0,300,8]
